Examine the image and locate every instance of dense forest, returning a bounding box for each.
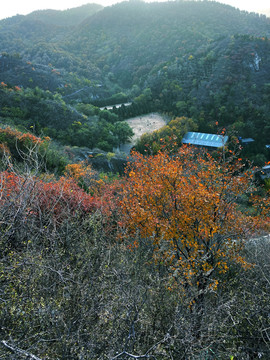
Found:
[0,0,270,161]
[1,1,270,359]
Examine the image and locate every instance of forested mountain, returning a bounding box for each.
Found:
[1,1,269,89]
[1,1,269,85]
[26,3,103,26]
[1,2,270,359]
[67,1,269,86]
[0,0,269,162]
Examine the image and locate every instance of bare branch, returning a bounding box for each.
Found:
[110,351,156,359]
[1,340,43,360]
[110,333,171,360]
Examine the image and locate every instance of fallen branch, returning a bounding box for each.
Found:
[110,332,171,360]
[1,340,43,360]
[110,351,156,359]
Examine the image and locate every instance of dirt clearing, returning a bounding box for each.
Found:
[118,113,168,154]
[126,113,167,144]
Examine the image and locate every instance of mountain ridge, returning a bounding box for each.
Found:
[0,1,269,161]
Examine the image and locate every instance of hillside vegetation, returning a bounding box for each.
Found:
[0,136,270,359]
[0,1,269,162]
[1,2,270,359]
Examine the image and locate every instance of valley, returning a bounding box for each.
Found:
[0,2,270,359]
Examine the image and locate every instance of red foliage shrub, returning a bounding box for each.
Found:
[0,171,97,228]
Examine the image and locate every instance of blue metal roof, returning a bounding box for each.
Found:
[241,138,255,144]
[182,132,228,148]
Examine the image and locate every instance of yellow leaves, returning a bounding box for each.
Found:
[127,240,139,250]
[202,262,213,273]
[120,147,257,293]
[209,280,219,291]
[65,163,86,180]
[64,161,95,182]
[0,143,10,156]
[188,299,196,309]
[63,161,99,192]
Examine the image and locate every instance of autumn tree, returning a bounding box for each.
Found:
[120,147,262,339]
[135,116,198,155]
[0,150,174,360]
[64,160,98,191]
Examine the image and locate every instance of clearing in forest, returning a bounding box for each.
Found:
[118,113,167,154]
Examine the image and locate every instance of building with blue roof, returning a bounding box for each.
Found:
[182,132,228,149]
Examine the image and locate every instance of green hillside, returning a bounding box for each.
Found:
[1,2,270,359]
[66,1,269,87]
[27,3,103,26]
[0,0,270,161]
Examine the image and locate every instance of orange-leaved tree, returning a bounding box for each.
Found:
[120,147,262,333]
[64,160,98,191]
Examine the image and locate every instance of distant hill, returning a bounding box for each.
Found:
[27,3,103,26]
[0,3,103,61]
[65,1,270,87]
[1,1,269,87]
[0,1,270,162]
